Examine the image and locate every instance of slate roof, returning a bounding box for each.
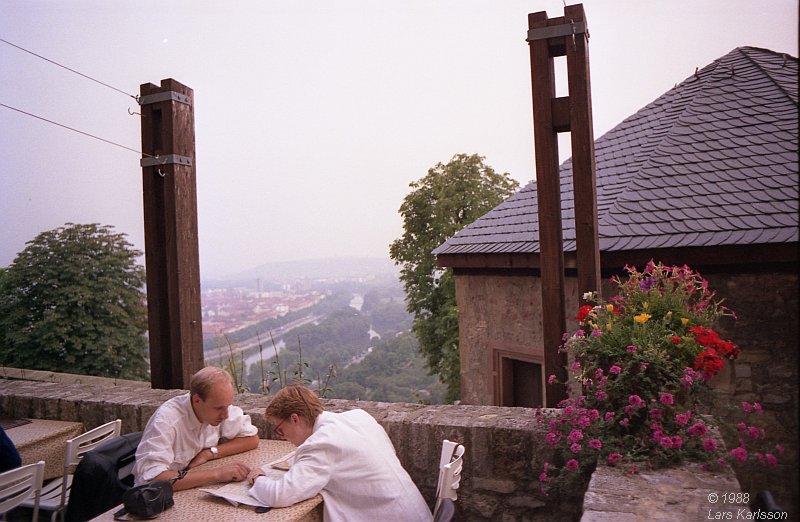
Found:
[433,47,798,257]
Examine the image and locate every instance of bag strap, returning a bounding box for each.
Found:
[114,465,188,520]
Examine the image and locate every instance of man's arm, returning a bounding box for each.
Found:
[188,434,260,469]
[151,461,252,491]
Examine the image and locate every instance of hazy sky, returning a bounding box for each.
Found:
[1,1,797,278]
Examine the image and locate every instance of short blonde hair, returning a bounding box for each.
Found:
[190,367,234,400]
[266,385,323,425]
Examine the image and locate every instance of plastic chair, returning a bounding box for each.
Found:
[22,419,121,522]
[433,439,464,521]
[0,461,44,521]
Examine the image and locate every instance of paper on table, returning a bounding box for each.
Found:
[199,453,294,508]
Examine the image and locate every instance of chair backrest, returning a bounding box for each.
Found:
[57,419,122,509]
[0,461,44,518]
[434,440,465,516]
[64,420,122,469]
[65,431,142,522]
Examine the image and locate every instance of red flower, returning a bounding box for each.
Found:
[694,348,724,379]
[671,336,682,344]
[576,305,593,323]
[690,326,739,360]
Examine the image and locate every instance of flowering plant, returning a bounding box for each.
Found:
[537,262,780,496]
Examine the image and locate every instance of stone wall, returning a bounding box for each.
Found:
[0,377,751,521]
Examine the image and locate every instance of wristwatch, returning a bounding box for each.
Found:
[209,446,219,459]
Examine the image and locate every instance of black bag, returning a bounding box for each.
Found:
[120,480,175,518]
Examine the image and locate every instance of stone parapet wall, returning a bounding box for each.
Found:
[1,378,749,521]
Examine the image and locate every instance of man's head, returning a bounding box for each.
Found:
[190,367,235,426]
[265,384,323,446]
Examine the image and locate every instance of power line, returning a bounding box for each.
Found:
[0,37,138,101]
[0,102,150,157]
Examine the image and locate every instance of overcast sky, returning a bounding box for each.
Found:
[1,1,797,279]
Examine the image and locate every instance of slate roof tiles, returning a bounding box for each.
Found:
[434,47,798,257]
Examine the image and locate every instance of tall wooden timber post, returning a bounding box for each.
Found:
[139,78,204,390]
[527,4,601,406]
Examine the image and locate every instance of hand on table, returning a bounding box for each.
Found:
[246,468,265,485]
[215,462,252,483]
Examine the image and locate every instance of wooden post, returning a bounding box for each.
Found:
[565,4,601,304]
[527,4,600,406]
[139,78,204,390]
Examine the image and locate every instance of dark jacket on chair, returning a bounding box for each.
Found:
[65,431,142,522]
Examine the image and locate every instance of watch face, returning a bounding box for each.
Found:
[210,446,218,456]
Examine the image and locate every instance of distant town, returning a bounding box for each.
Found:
[201,283,324,336]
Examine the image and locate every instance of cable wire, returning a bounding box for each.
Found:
[0,37,138,101]
[0,102,150,157]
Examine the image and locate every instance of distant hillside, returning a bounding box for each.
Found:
[204,257,399,286]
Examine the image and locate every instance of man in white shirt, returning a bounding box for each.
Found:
[247,385,433,522]
[133,366,259,490]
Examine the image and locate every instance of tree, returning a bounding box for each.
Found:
[0,223,149,380]
[389,154,520,402]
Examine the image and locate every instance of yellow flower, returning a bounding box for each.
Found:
[666,311,673,319]
[681,317,690,325]
[606,304,615,313]
[643,301,649,309]
[634,313,652,324]
[606,323,613,332]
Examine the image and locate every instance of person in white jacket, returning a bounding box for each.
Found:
[247,385,433,522]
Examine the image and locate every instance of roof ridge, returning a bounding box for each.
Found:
[736,47,799,106]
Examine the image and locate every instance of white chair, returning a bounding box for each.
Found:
[433,439,465,520]
[0,461,44,521]
[22,419,121,522]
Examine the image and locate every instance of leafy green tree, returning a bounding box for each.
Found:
[0,223,149,380]
[389,153,519,402]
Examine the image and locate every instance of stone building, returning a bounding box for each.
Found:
[434,47,798,514]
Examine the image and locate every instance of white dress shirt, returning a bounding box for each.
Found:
[133,393,258,485]
[249,409,432,522]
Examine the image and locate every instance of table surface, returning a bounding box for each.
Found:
[91,439,323,522]
[7,418,84,480]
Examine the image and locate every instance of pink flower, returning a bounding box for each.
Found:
[609,365,622,375]
[626,345,637,353]
[742,401,753,413]
[660,393,674,405]
[628,395,645,408]
[570,443,582,453]
[577,416,591,428]
[730,446,748,462]
[594,368,604,379]
[776,444,785,457]
[619,418,630,427]
[548,374,556,385]
[703,438,718,451]
[607,453,623,466]
[737,422,747,432]
[567,429,583,443]
[747,426,761,440]
[680,375,694,388]
[604,412,615,422]
[765,454,777,467]
[753,402,763,414]
[675,412,692,426]
[589,439,602,450]
[588,409,600,421]
[687,422,707,437]
[659,436,673,449]
[571,361,581,371]
[566,459,580,472]
[546,431,562,446]
[671,436,683,449]
[649,408,663,420]
[539,462,548,482]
